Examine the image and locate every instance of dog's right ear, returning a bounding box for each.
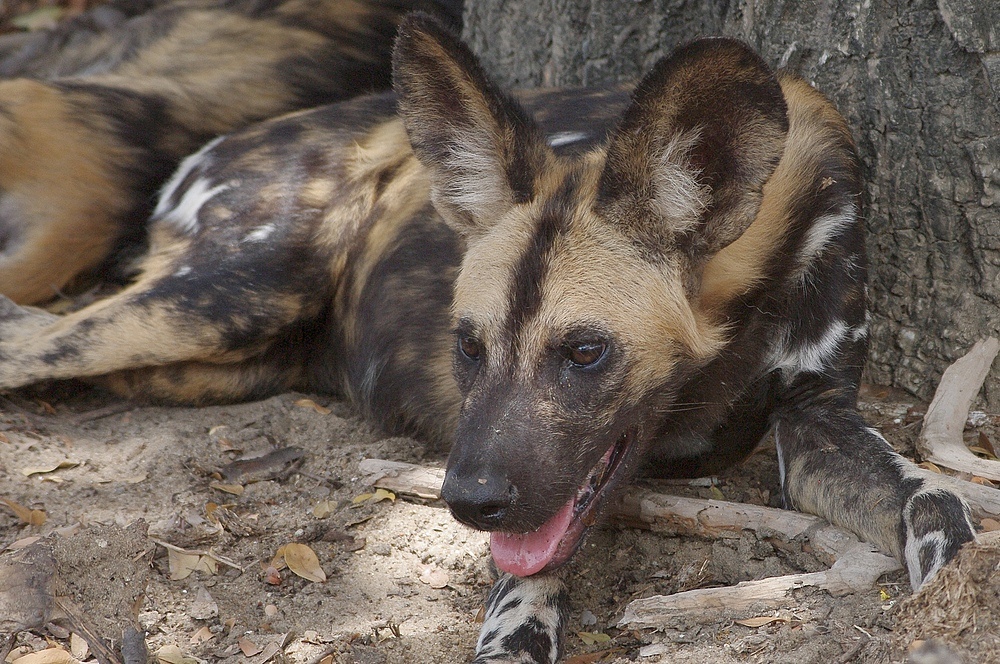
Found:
[393,13,548,239]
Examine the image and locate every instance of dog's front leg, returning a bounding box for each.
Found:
[774,390,977,588]
[472,572,568,664]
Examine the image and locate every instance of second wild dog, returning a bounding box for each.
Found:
[0,0,461,305]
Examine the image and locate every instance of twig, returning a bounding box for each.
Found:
[54,597,123,664]
[917,337,1000,480]
[834,631,870,664]
[148,538,244,572]
[68,401,136,425]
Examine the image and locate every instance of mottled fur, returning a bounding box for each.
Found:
[0,14,981,664]
[0,0,461,304]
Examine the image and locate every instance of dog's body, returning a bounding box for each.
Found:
[0,0,460,305]
[0,14,980,664]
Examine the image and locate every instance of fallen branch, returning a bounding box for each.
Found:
[917,337,1000,481]
[617,543,899,628]
[357,458,445,501]
[359,458,902,625]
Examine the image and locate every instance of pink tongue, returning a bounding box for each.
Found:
[490,498,575,576]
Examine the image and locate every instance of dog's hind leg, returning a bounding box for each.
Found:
[472,573,568,664]
[774,381,977,588]
[0,218,328,402]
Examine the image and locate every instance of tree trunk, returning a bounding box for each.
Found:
[463,0,1000,408]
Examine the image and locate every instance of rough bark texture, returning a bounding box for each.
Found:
[463,0,1000,408]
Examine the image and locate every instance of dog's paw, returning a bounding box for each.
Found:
[471,573,568,664]
[902,487,976,588]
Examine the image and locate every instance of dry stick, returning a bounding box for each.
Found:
[358,459,903,626]
[54,597,123,664]
[917,337,1000,481]
[68,401,136,425]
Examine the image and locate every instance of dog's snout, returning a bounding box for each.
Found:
[441,469,514,530]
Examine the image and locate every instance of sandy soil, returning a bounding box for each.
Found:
[1,382,998,664]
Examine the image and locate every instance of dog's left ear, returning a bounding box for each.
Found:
[393,12,548,240]
[597,38,788,267]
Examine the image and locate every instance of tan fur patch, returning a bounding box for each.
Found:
[699,75,856,315]
[0,80,130,303]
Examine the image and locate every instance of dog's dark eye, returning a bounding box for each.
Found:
[563,340,606,368]
[458,335,482,361]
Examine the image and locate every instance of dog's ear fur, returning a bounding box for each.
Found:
[597,38,788,268]
[393,12,548,239]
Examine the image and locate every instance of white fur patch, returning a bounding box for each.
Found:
[243,224,276,243]
[769,319,849,376]
[651,131,708,230]
[546,131,588,147]
[438,131,511,222]
[154,136,227,234]
[797,205,856,270]
[475,574,564,664]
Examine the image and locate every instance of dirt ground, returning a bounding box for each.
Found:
[1,380,998,664]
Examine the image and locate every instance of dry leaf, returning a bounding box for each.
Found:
[69,635,89,660]
[318,656,334,664]
[970,476,997,487]
[978,431,998,458]
[295,398,331,415]
[418,565,449,589]
[313,499,338,518]
[917,461,942,473]
[238,638,262,657]
[13,650,78,664]
[20,460,79,477]
[565,651,614,664]
[350,489,395,505]
[351,492,374,504]
[981,518,1000,532]
[189,587,218,620]
[576,631,612,646]
[263,566,282,585]
[735,615,790,628]
[1,498,46,526]
[371,488,396,503]
[283,543,326,583]
[156,645,198,664]
[270,546,288,570]
[189,627,214,644]
[167,550,217,580]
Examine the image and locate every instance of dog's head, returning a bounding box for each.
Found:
[394,14,788,576]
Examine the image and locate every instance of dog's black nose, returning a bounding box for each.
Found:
[441,469,514,530]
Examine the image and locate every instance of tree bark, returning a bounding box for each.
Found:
[463,0,1000,407]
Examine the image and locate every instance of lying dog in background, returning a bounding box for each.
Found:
[0,0,461,305]
[0,12,979,664]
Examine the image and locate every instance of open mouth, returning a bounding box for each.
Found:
[490,426,636,577]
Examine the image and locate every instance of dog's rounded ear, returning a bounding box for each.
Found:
[392,12,549,240]
[596,38,788,265]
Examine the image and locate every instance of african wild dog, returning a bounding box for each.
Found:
[0,0,461,305]
[0,13,981,664]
